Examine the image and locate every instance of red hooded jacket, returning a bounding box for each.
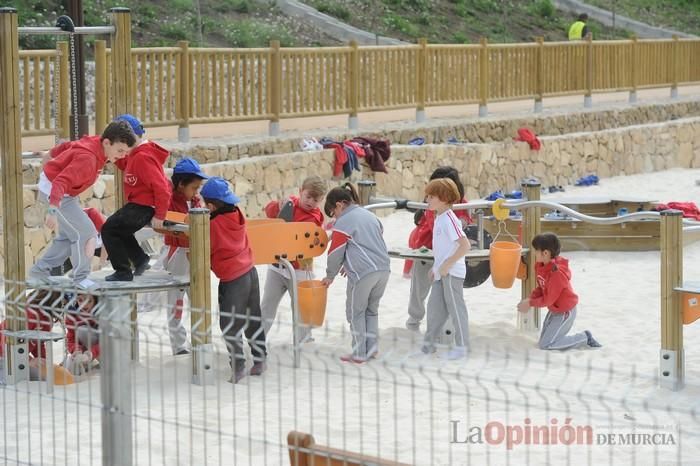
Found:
[165,185,203,249]
[65,313,100,359]
[84,207,106,233]
[114,141,171,219]
[528,256,579,313]
[0,308,56,359]
[210,208,254,282]
[44,136,107,207]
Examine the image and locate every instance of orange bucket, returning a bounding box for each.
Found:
[489,241,522,289]
[297,280,327,326]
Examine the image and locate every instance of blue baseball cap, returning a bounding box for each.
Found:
[115,114,145,136]
[200,177,240,205]
[173,157,208,179]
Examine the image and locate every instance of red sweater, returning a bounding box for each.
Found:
[65,313,100,359]
[114,141,171,219]
[210,209,254,282]
[164,186,202,249]
[44,136,107,207]
[0,308,56,359]
[84,207,106,233]
[528,256,579,313]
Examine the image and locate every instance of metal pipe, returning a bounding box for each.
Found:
[363,201,399,211]
[682,225,700,233]
[18,26,115,35]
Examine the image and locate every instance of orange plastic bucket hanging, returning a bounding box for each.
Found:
[297,280,328,326]
[489,199,523,289]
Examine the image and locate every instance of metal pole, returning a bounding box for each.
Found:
[100,293,133,466]
[280,258,301,368]
[66,0,89,139]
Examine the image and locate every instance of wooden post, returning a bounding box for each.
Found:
[478,37,488,117]
[0,6,27,383]
[348,40,360,130]
[584,35,593,108]
[94,39,107,134]
[518,179,541,332]
[671,35,679,99]
[269,40,281,136]
[357,180,376,207]
[659,210,683,391]
[629,36,638,104]
[534,37,544,113]
[176,40,190,142]
[189,208,213,385]
[416,38,427,123]
[57,41,70,140]
[110,7,132,210]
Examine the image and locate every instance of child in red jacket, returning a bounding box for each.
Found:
[29,121,136,290]
[0,290,65,383]
[406,166,472,332]
[517,233,602,350]
[261,175,327,343]
[162,158,208,355]
[64,293,101,375]
[102,114,172,281]
[200,177,267,383]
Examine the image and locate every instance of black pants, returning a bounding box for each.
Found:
[101,203,154,274]
[218,268,267,371]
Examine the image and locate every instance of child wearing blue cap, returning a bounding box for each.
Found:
[102,114,171,281]
[200,177,267,383]
[160,157,208,355]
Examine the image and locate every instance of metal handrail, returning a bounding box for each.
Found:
[18,26,115,36]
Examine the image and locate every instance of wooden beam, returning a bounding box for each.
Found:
[110,7,132,209]
[518,179,541,331]
[660,209,683,390]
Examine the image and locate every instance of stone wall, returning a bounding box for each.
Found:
[3,114,700,275]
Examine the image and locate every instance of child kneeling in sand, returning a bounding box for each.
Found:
[517,233,602,350]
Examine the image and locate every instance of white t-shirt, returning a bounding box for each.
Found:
[432,209,467,280]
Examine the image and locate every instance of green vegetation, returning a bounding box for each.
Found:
[586,0,700,36]
[304,0,633,43]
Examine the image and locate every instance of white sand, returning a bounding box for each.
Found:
[3,168,700,465]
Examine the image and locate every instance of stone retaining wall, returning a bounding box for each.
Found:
[3,115,700,274]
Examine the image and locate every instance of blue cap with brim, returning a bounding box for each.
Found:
[115,114,145,136]
[200,177,240,205]
[173,157,208,179]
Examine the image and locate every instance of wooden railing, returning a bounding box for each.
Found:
[18,43,69,139]
[20,37,700,140]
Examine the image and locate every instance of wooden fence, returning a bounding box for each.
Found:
[18,37,700,140]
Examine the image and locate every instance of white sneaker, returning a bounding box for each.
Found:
[440,346,468,360]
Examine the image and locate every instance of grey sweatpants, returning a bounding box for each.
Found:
[424,275,470,350]
[345,270,390,359]
[538,307,588,350]
[406,260,432,328]
[261,267,313,343]
[32,194,97,284]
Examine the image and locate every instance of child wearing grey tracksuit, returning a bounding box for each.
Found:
[322,184,391,363]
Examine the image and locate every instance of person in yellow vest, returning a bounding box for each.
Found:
[568,13,591,40]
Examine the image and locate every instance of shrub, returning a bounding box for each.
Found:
[529,0,555,18]
[314,1,351,21]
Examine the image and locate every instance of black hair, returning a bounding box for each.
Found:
[324,183,360,217]
[414,166,465,224]
[429,166,464,199]
[203,198,237,218]
[532,233,561,258]
[26,288,65,321]
[101,120,137,147]
[172,173,204,190]
[578,13,588,21]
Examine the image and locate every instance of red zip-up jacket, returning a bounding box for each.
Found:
[114,141,171,220]
[264,196,324,270]
[164,185,203,249]
[528,256,579,313]
[44,136,107,207]
[210,208,254,282]
[0,308,56,359]
[65,313,100,359]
